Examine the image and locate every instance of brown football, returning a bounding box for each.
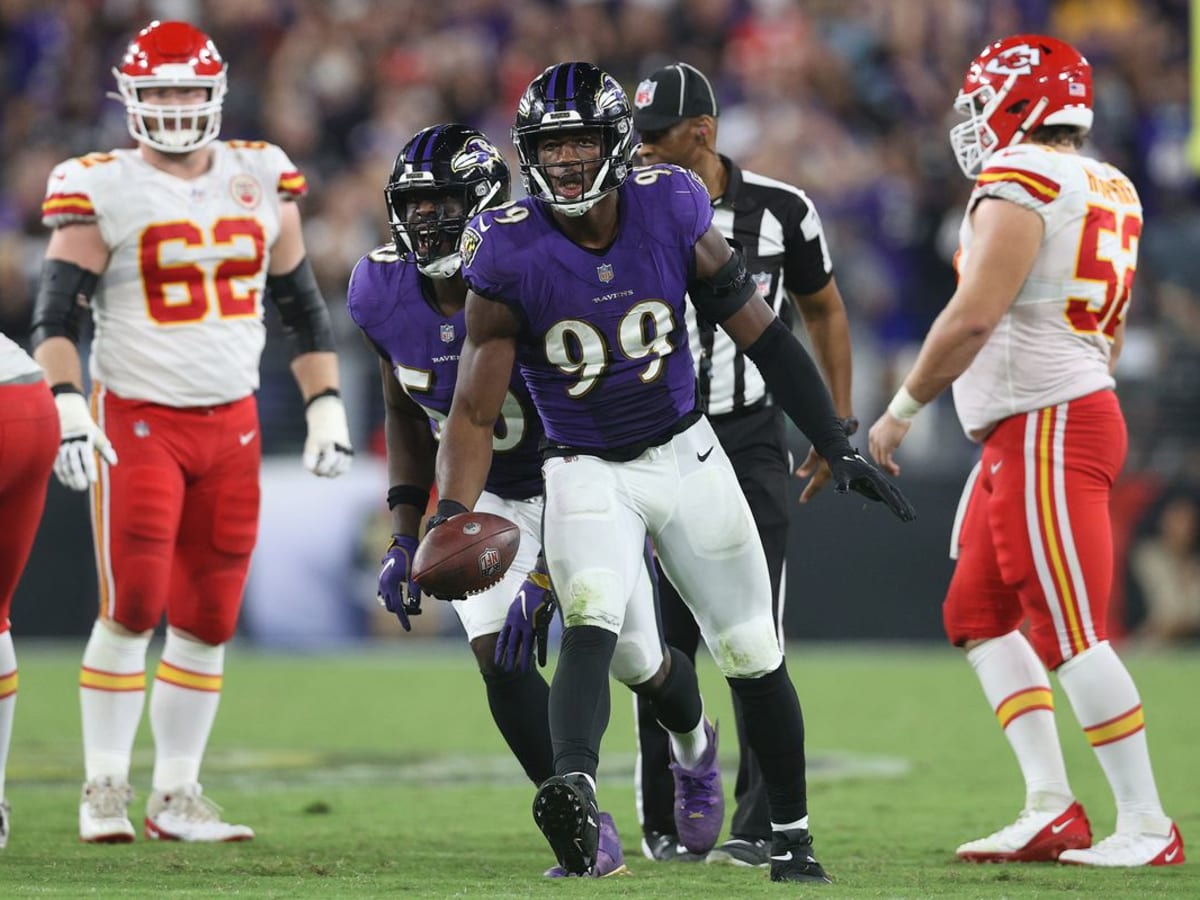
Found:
[412,512,521,597]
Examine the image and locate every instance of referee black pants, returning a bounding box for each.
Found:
[636,404,791,843]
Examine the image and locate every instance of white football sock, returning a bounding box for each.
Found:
[1056,641,1170,834]
[150,629,223,792]
[80,620,151,782]
[967,631,1073,811]
[667,715,709,770]
[0,630,16,799]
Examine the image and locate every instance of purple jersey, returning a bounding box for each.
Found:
[347,245,543,500]
[461,164,713,451]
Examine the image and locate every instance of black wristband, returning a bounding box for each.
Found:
[387,484,430,511]
[840,416,859,436]
[50,382,83,396]
[435,498,469,519]
[304,387,341,409]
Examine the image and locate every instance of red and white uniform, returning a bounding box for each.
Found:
[43,142,306,406]
[945,145,1141,668]
[0,334,58,632]
[41,141,307,642]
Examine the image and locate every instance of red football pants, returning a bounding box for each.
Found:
[944,390,1126,670]
[0,381,59,631]
[91,387,260,644]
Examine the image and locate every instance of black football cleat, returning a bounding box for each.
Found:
[769,827,832,883]
[532,775,600,876]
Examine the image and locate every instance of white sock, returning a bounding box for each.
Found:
[0,630,16,800]
[80,620,151,783]
[667,715,709,770]
[772,816,809,833]
[150,630,224,792]
[1057,641,1170,834]
[967,631,1073,812]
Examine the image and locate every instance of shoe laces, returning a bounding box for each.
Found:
[676,768,721,816]
[85,779,133,818]
[1087,831,1149,854]
[160,785,223,823]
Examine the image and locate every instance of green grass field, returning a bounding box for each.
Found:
[1,642,1196,898]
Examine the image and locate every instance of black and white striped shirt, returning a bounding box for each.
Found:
[689,156,833,416]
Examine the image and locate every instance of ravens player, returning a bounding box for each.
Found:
[427,61,914,882]
[350,124,724,877]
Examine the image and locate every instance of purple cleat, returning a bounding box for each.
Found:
[670,720,725,855]
[544,811,630,877]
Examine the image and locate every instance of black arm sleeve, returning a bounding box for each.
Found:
[265,257,336,356]
[30,259,100,348]
[687,241,757,325]
[743,317,853,461]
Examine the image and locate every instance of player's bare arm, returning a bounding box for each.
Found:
[1109,321,1125,375]
[790,277,854,502]
[379,354,437,535]
[869,198,1042,475]
[434,291,520,512]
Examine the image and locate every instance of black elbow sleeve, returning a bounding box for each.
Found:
[265,257,336,355]
[30,259,99,348]
[744,318,852,460]
[688,241,757,324]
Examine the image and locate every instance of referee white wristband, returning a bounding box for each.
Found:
[886,385,925,422]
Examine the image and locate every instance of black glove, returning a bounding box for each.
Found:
[417,498,471,601]
[424,498,469,533]
[828,451,916,522]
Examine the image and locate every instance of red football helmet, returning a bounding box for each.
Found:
[111,20,227,153]
[949,34,1092,178]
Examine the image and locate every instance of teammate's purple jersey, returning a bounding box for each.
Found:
[461,164,713,451]
[347,245,543,500]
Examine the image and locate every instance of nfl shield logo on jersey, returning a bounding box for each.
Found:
[597,263,614,283]
[440,323,455,343]
[752,272,772,294]
[634,79,657,108]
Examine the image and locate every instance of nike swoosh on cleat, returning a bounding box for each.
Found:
[770,851,792,862]
[697,447,713,462]
[1165,846,1180,862]
[1050,818,1075,834]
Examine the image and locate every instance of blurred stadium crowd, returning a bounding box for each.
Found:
[1,0,1197,634]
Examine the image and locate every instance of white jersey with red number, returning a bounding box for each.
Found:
[0,331,41,382]
[951,143,1141,440]
[41,141,308,407]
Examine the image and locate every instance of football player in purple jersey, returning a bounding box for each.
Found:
[351,123,716,878]
[426,63,915,882]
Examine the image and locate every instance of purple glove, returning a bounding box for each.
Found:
[378,533,422,631]
[494,558,556,673]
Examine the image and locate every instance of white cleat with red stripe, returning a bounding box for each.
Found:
[957,801,1091,862]
[144,783,254,842]
[79,777,136,843]
[1059,823,1184,867]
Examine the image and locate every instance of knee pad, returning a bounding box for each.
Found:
[676,467,755,558]
[708,616,783,678]
[610,630,663,686]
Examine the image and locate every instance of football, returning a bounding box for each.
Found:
[412,512,521,598]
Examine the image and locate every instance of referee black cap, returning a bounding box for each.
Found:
[632,62,719,132]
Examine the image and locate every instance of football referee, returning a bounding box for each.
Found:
[631,61,857,867]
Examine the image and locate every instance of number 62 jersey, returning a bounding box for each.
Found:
[953,143,1142,440]
[41,141,306,407]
